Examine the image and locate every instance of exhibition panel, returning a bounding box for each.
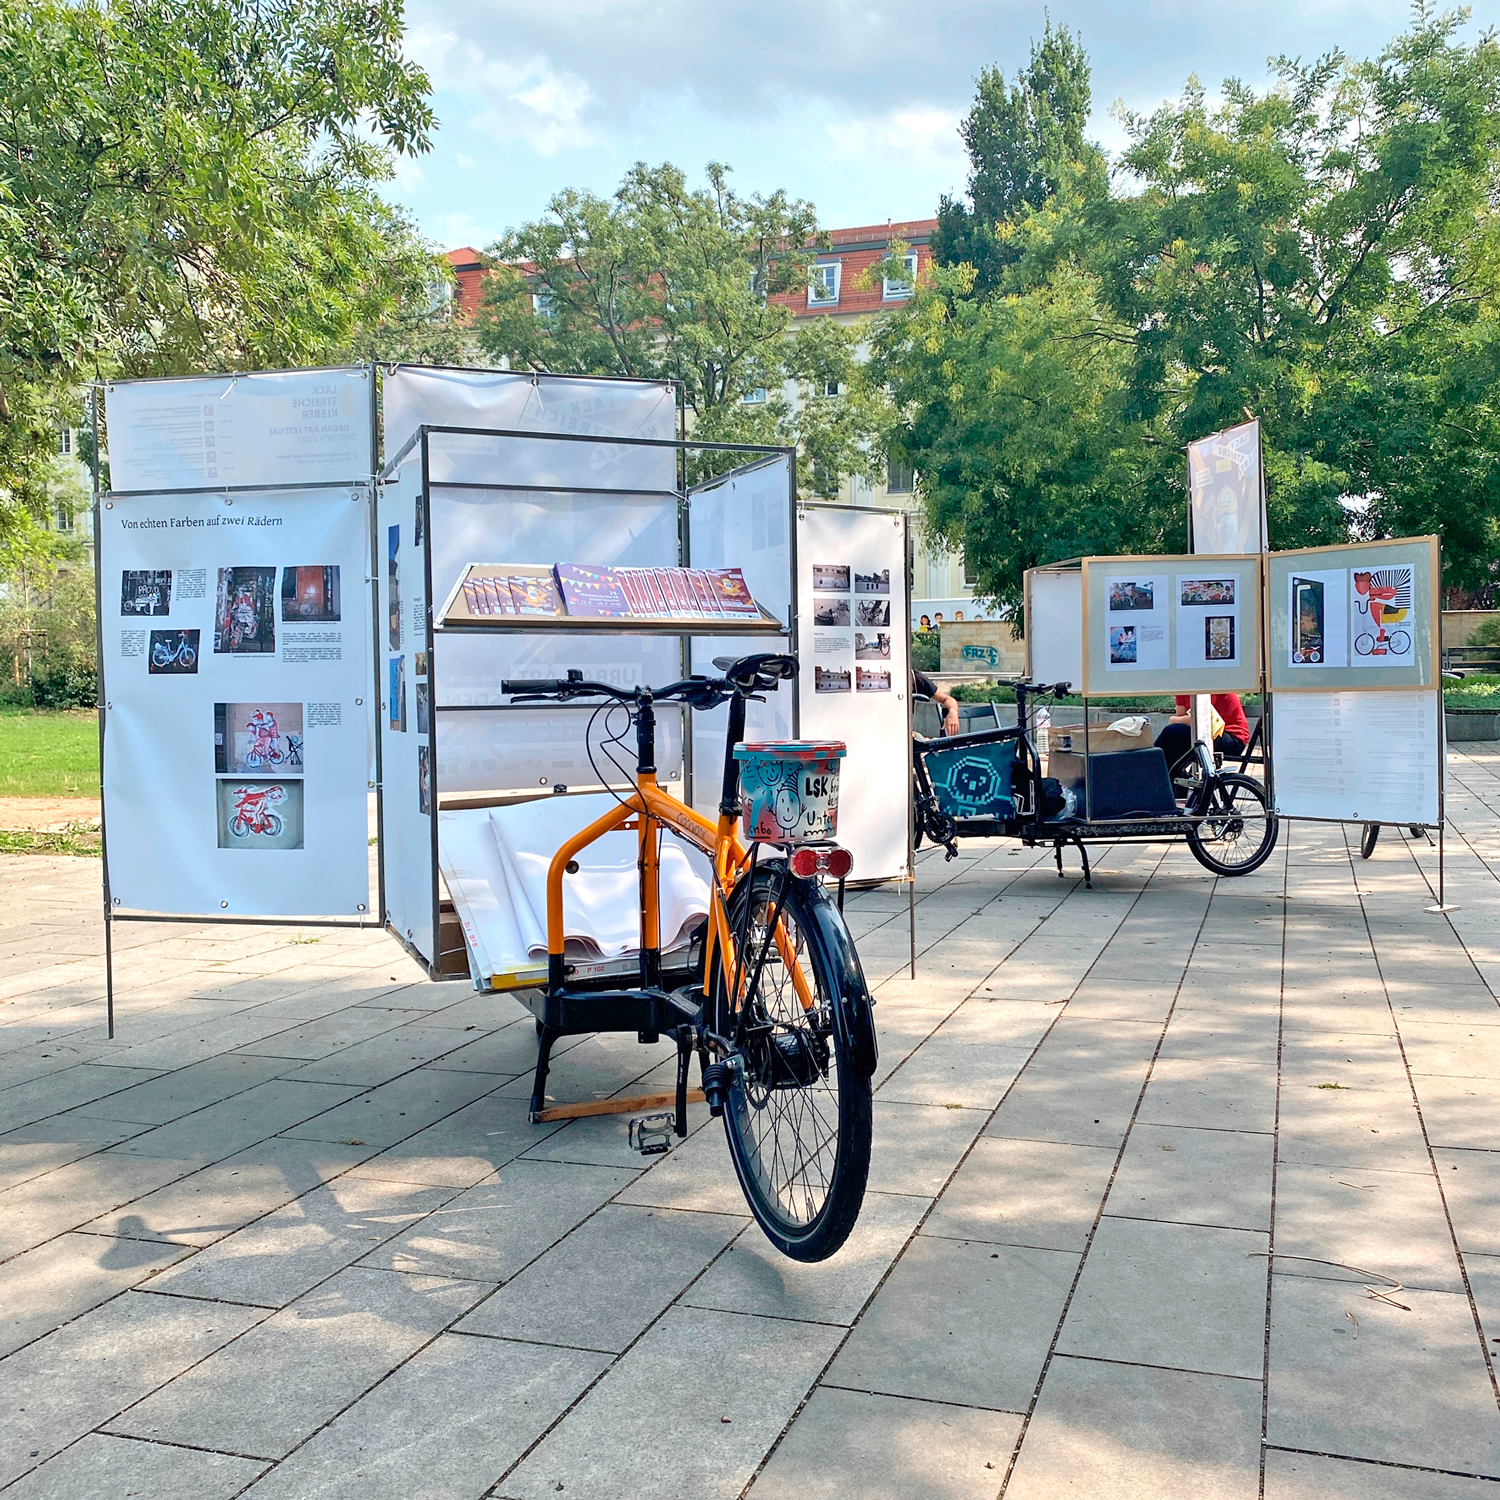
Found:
[1024,564,1083,689]
[105,367,373,493]
[686,455,796,816]
[1080,553,1262,697]
[797,505,911,884]
[1187,419,1266,555]
[1266,537,1440,692]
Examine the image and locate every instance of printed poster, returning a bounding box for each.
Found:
[1287,569,1349,669]
[1175,572,1242,670]
[1103,573,1169,672]
[1351,565,1415,667]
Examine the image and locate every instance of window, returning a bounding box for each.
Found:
[883,252,919,300]
[54,500,72,532]
[886,456,914,493]
[809,262,840,305]
[741,387,768,404]
[963,552,979,586]
[57,425,72,457]
[532,290,556,320]
[818,379,840,399]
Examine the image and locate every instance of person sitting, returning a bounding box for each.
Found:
[1153,693,1249,776]
[913,668,961,736]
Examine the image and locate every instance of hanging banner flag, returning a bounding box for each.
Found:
[1188,419,1266,555]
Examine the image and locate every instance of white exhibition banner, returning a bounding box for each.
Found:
[1025,568,1083,690]
[1189,419,1265,554]
[101,486,372,915]
[1271,690,1441,826]
[105,369,373,493]
[797,506,910,883]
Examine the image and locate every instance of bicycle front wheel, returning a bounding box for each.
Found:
[711,866,872,1262]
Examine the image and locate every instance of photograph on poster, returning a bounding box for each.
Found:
[148,628,199,674]
[814,598,851,627]
[1108,581,1155,611]
[418,745,431,815]
[855,569,889,594]
[389,656,407,731]
[1352,566,1415,665]
[216,779,304,850]
[1288,570,1349,668]
[214,568,276,654]
[215,702,304,774]
[855,632,890,660]
[1180,578,1235,606]
[416,681,430,735]
[856,598,890,627]
[415,651,429,678]
[856,667,891,691]
[813,564,850,592]
[815,665,852,693]
[1206,617,1236,660]
[1109,626,1138,664]
[121,570,171,616]
[280,566,340,622]
[388,526,401,649]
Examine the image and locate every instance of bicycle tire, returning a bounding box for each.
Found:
[1186,772,1278,876]
[710,865,872,1262]
[1354,633,1375,656]
[1360,822,1380,859]
[1389,630,1411,654]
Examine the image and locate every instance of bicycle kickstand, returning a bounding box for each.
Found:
[1074,838,1093,890]
[1054,842,1065,879]
[673,1028,692,1139]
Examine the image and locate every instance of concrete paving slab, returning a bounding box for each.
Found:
[1432,1148,1500,1256]
[461,1203,745,1351]
[1267,1273,1500,1476]
[1109,1123,1274,1233]
[148,1175,457,1307]
[362,1159,639,1282]
[1057,1216,1268,1380]
[107,1268,488,1459]
[499,1304,840,1500]
[239,1332,608,1500]
[0,1114,143,1193]
[1,1432,269,1500]
[0,1063,165,1134]
[867,1101,986,1196]
[232,1005,427,1061]
[1005,1356,1261,1500]
[685,1190,927,1328]
[920,1135,1116,1252]
[67,1054,290,1126]
[826,1236,1077,1411]
[1405,1075,1498,1150]
[0,1290,265,1489]
[747,1387,1021,1500]
[613,1119,749,1214]
[1262,1448,1500,1498]
[84,1137,370,1247]
[281,1065,515,1152]
[280,1024,477,1086]
[0,1230,192,1357]
[1135,1058,1278,1133]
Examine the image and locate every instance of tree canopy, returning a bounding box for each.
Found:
[0,0,450,530]
[879,8,1500,613]
[475,162,891,494]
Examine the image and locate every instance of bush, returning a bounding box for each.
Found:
[911,629,940,671]
[1467,616,1500,647]
[0,658,97,708]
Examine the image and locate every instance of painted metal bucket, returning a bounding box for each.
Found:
[733,741,846,844]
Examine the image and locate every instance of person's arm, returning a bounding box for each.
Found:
[933,683,961,735]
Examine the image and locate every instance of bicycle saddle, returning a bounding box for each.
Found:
[712,654,798,692]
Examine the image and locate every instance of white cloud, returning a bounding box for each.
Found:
[455,152,476,170]
[825,108,966,180]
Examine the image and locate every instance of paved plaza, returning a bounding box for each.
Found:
[2,752,1500,1498]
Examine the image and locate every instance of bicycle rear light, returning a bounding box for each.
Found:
[789,846,852,879]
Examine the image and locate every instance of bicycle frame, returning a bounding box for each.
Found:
[540,690,816,1022]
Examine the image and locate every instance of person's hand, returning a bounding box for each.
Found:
[943,704,961,736]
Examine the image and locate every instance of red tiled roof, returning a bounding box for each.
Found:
[447,246,486,320]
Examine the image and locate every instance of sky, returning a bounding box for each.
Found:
[389,0,1443,252]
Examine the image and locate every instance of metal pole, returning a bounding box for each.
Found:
[906,517,916,979]
[90,387,115,1039]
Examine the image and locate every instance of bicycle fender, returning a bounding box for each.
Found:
[797,877,878,1078]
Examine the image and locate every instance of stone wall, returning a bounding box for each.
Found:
[938,620,1026,675]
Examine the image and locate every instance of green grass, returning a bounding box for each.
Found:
[0,708,99,797]
[0,821,101,857]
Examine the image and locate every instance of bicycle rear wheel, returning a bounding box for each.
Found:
[1186,772,1278,876]
[710,865,872,1262]
[1360,822,1380,859]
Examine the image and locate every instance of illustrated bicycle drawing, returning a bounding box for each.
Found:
[1353,567,1414,658]
[229,784,286,838]
[502,653,876,1262]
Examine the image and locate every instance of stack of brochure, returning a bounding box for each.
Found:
[450,563,761,624]
[438,795,711,988]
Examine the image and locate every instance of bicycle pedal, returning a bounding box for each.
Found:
[628,1112,675,1156]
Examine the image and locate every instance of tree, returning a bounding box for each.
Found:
[475,162,891,494]
[881,10,1500,610]
[0,0,446,533]
[930,21,1106,294]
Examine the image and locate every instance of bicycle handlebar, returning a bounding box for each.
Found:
[501,654,797,707]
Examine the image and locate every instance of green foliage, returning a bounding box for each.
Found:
[0,823,102,857]
[911,630,940,671]
[0,0,447,536]
[476,162,892,494]
[1468,616,1500,646]
[883,10,1500,611]
[0,515,97,707]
